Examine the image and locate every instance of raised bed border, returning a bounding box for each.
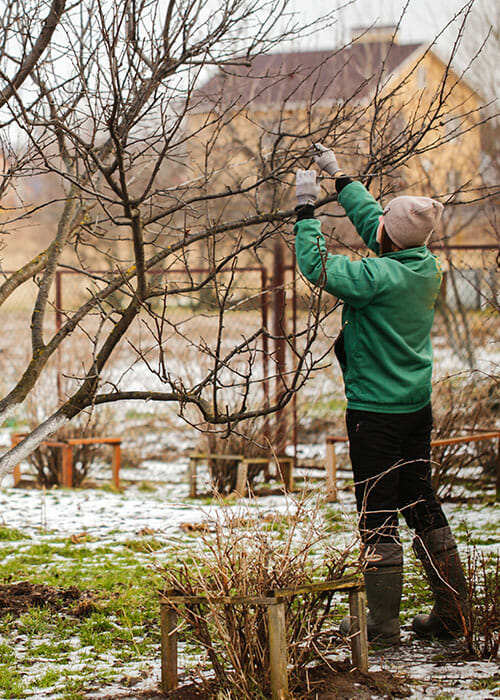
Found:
[188,452,294,498]
[159,575,368,699]
[10,432,122,489]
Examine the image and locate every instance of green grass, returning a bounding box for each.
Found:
[36,667,60,689]
[29,640,72,659]
[469,676,500,690]
[0,531,167,699]
[124,409,157,420]
[0,646,14,665]
[0,665,26,698]
[98,482,123,494]
[0,491,496,700]
[137,481,158,493]
[2,416,25,430]
[0,526,27,541]
[17,607,60,637]
[454,513,500,545]
[59,674,87,700]
[302,397,347,418]
[123,537,165,552]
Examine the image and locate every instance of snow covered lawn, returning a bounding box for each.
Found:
[0,455,498,699]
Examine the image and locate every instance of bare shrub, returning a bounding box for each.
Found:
[27,413,110,488]
[431,379,499,498]
[201,421,275,494]
[160,496,362,698]
[26,385,112,486]
[465,546,500,660]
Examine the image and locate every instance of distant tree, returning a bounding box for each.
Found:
[466,0,500,199]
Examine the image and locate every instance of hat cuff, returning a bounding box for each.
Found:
[385,226,432,249]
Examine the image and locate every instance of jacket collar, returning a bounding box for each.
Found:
[381,245,428,260]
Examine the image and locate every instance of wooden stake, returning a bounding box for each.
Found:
[325,439,337,502]
[267,601,289,700]
[112,443,121,490]
[276,457,293,492]
[11,433,21,487]
[348,588,368,673]
[188,457,198,498]
[160,604,178,692]
[496,436,500,503]
[61,445,73,488]
[234,459,248,497]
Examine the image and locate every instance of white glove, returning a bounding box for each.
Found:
[295,169,320,207]
[314,143,342,177]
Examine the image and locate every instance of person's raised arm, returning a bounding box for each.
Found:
[293,169,379,307]
[314,143,382,255]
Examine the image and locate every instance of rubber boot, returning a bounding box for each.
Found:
[340,542,403,646]
[412,526,469,638]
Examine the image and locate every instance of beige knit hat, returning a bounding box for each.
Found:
[383,196,444,249]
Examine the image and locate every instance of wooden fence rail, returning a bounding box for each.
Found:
[188,452,294,498]
[325,431,500,502]
[11,433,122,488]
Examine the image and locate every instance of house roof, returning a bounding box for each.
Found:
[196,41,424,109]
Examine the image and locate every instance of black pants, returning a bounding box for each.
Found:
[346,403,448,545]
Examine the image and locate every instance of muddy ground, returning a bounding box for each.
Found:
[0,582,411,699]
[95,663,411,700]
[0,580,97,618]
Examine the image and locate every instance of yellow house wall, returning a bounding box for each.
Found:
[186,47,487,247]
[385,51,481,189]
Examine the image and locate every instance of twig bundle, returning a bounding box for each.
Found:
[160,495,361,698]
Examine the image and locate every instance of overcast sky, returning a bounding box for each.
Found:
[286,0,487,56]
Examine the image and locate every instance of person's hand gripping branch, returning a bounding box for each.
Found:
[313,143,344,178]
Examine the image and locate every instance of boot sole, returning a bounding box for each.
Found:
[369,634,401,647]
[412,626,461,639]
[412,616,464,639]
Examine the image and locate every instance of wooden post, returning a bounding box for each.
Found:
[267,600,289,700]
[272,238,288,457]
[12,463,21,487]
[234,459,248,498]
[496,437,500,503]
[11,434,21,487]
[160,604,178,692]
[276,457,293,493]
[55,269,64,406]
[61,445,73,488]
[188,457,198,498]
[112,443,121,490]
[261,267,271,458]
[348,588,368,673]
[325,439,337,502]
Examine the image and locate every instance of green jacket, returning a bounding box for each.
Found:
[294,181,443,413]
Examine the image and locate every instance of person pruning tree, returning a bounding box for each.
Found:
[293,144,469,646]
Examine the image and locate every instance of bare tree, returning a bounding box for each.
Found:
[0,0,493,479]
[463,0,500,211]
